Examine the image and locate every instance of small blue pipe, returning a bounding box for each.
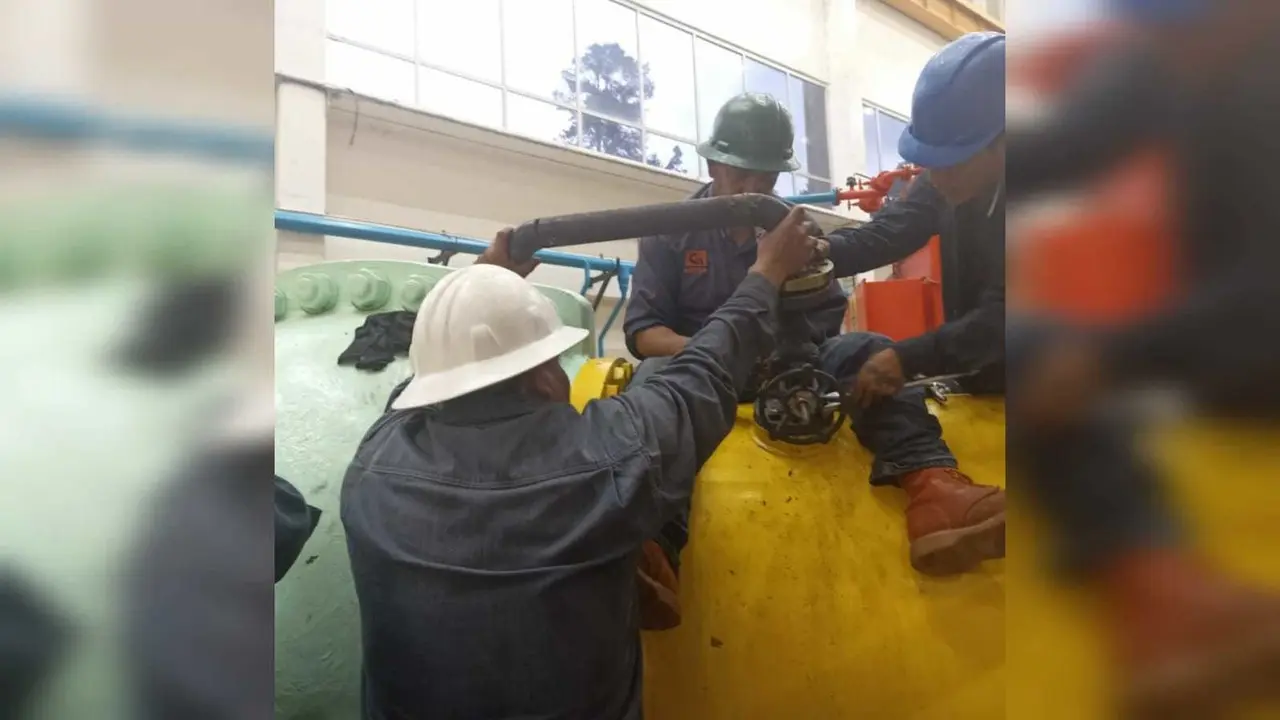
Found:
[0,94,273,164]
[275,210,636,276]
[600,270,632,356]
[785,191,839,206]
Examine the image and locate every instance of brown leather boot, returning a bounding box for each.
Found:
[1101,549,1280,719]
[635,539,681,631]
[900,467,1006,575]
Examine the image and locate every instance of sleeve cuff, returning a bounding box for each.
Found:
[892,334,941,379]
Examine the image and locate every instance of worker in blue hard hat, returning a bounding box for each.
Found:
[846,31,1006,408]
[1005,0,1280,715]
[627,88,1007,579]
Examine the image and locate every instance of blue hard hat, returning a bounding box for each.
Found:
[1110,0,1209,25]
[899,32,1006,169]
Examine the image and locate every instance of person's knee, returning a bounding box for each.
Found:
[821,332,894,375]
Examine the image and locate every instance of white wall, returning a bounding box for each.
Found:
[275,0,948,356]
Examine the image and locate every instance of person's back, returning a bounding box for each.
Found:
[345,390,670,720]
[342,217,817,719]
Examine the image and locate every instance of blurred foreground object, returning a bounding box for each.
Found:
[1006,2,1280,717]
[0,88,271,718]
[0,572,71,719]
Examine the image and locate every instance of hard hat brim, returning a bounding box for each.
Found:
[898,124,1003,170]
[696,140,801,173]
[389,326,590,410]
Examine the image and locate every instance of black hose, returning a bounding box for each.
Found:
[507,193,805,263]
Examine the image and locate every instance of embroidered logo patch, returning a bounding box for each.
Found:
[684,249,709,275]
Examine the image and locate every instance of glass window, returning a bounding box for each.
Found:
[694,39,743,141]
[645,134,696,177]
[788,75,829,179]
[502,0,575,101]
[574,0,641,124]
[862,105,881,174]
[507,94,577,147]
[795,176,831,196]
[698,156,711,181]
[417,0,501,82]
[744,59,787,107]
[418,68,503,129]
[578,113,645,162]
[639,17,696,140]
[877,110,908,174]
[773,173,794,197]
[325,3,830,185]
[326,0,415,57]
[326,40,416,106]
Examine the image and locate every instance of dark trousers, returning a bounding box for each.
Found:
[632,331,958,565]
[1007,320,1181,576]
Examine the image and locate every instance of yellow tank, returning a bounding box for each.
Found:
[571,358,1007,719]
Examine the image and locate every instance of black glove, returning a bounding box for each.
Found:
[337,311,416,372]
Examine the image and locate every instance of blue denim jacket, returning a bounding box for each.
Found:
[341,274,777,720]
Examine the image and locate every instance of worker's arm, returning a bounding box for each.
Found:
[893,275,1005,380]
[596,208,814,529]
[1101,266,1280,391]
[822,177,946,278]
[1006,45,1171,201]
[624,235,689,359]
[612,271,776,480]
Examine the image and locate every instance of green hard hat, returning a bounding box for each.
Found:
[697,92,801,173]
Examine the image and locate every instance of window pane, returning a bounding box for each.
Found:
[326,0,414,57]
[863,105,882,174]
[796,176,831,195]
[788,75,829,178]
[744,59,787,106]
[418,68,503,129]
[418,0,501,82]
[326,40,415,106]
[503,0,575,101]
[698,156,710,181]
[773,173,794,197]
[574,0,641,124]
[640,18,696,140]
[694,39,743,141]
[645,134,696,177]
[576,113,644,162]
[507,94,577,147]
[878,111,908,173]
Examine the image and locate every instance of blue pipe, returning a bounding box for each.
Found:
[0,94,273,164]
[786,190,839,206]
[275,210,637,352]
[276,210,635,276]
[601,272,631,357]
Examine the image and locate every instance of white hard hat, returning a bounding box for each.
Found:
[390,264,589,410]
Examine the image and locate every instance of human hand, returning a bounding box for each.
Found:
[476,228,540,278]
[750,206,818,286]
[852,348,905,408]
[1022,339,1105,428]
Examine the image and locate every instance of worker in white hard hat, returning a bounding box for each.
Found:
[339,208,817,720]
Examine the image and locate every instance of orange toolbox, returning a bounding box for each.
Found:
[852,277,944,342]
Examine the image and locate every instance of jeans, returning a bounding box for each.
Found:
[632,331,959,565]
[1007,319,1181,576]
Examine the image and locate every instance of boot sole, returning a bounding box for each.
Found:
[909,511,1006,576]
[1123,620,1280,719]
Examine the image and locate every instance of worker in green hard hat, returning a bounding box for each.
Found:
[625,91,1007,582]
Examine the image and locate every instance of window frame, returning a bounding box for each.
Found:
[324,0,832,189]
[862,102,910,176]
